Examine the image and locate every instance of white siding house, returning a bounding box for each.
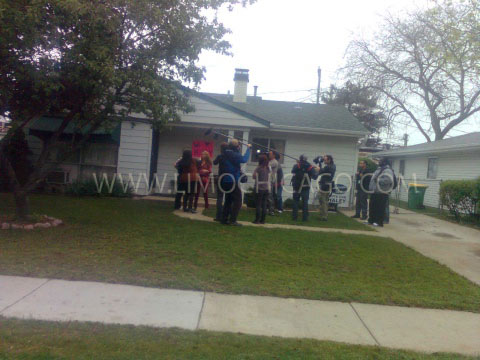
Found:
[375,133,480,208]
[25,69,368,204]
[116,121,153,196]
[115,69,369,206]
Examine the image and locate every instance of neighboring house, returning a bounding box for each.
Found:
[358,139,401,158]
[26,69,369,205]
[374,133,480,208]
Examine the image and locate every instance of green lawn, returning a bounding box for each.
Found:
[1,194,480,312]
[0,318,474,360]
[203,206,374,231]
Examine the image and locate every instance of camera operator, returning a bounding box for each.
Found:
[314,155,336,221]
[291,154,316,222]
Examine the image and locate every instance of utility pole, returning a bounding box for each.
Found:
[316,67,322,105]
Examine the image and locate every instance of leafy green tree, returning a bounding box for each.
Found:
[322,82,386,135]
[0,0,254,219]
[342,0,480,142]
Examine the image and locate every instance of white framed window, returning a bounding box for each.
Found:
[251,138,286,163]
[427,158,438,179]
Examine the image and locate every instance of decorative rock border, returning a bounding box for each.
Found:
[1,216,63,231]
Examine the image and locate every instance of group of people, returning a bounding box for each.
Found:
[290,154,336,222]
[174,140,340,226]
[175,138,394,228]
[174,139,253,226]
[352,158,396,227]
[174,139,285,226]
[174,150,213,213]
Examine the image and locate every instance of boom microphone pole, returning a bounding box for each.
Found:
[204,128,299,161]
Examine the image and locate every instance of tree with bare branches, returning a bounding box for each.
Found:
[343,0,480,142]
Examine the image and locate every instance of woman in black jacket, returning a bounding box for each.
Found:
[175,149,198,213]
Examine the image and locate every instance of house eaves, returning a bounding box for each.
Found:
[374,143,480,158]
[270,124,369,137]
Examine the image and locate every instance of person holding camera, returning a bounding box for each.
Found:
[291,154,316,222]
[314,155,336,221]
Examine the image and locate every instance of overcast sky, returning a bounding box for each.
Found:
[198,0,480,145]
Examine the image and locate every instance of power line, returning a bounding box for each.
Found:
[258,89,315,96]
[292,94,316,103]
[391,119,473,135]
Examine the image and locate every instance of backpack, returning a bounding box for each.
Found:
[378,166,398,191]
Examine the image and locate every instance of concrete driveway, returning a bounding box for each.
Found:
[346,207,480,286]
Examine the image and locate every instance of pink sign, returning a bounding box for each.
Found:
[192,140,213,158]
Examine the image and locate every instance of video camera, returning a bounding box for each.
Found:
[255,149,269,157]
[313,156,324,165]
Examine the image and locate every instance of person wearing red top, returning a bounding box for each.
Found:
[194,151,212,211]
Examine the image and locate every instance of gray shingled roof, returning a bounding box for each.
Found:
[200,93,369,134]
[375,132,480,157]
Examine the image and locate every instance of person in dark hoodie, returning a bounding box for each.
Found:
[291,154,316,222]
[367,158,395,227]
[220,139,251,226]
[352,160,371,220]
[175,149,199,213]
[213,142,228,221]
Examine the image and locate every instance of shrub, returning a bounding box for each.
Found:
[440,179,479,221]
[66,178,133,198]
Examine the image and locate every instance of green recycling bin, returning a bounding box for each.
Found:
[408,183,429,209]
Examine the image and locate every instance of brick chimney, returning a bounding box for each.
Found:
[233,68,249,103]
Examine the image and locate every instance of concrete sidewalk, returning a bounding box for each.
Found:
[174,210,380,236]
[1,275,479,356]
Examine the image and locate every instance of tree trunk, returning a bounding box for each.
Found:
[14,190,30,221]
